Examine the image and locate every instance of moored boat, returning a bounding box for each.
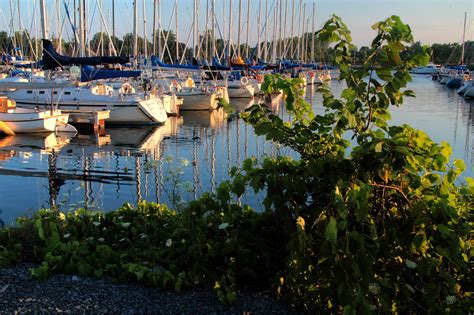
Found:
[0,95,75,134]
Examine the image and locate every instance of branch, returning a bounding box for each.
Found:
[369,182,411,205]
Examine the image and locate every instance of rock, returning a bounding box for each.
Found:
[0,264,295,314]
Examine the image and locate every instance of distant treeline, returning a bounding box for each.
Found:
[1,30,473,67]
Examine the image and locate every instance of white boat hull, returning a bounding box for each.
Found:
[0,109,69,133]
[7,86,168,124]
[227,84,255,98]
[178,92,217,111]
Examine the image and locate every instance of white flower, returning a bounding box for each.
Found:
[98,237,105,242]
[368,283,380,295]
[180,158,190,167]
[405,259,417,269]
[63,233,71,239]
[165,239,173,247]
[92,221,100,227]
[121,222,131,228]
[218,223,229,230]
[445,295,456,305]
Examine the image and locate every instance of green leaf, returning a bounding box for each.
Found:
[325,217,338,246]
[35,219,45,241]
[375,142,383,153]
[341,89,356,101]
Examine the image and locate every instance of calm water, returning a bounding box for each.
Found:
[0,76,472,225]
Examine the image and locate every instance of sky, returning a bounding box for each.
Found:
[0,0,473,48]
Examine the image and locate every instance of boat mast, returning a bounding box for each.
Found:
[297,0,302,61]
[302,3,306,62]
[158,0,162,59]
[271,2,276,63]
[100,0,103,55]
[222,0,226,61]
[133,0,138,63]
[143,0,147,59]
[40,0,48,39]
[461,11,467,65]
[175,0,179,63]
[112,0,115,40]
[211,0,215,59]
[78,0,85,56]
[245,0,250,59]
[205,0,209,60]
[278,0,282,60]
[193,0,196,58]
[196,0,201,60]
[237,0,242,57]
[152,0,157,55]
[311,2,315,62]
[264,0,267,62]
[227,0,232,60]
[290,0,294,59]
[257,0,261,60]
[18,0,24,56]
[283,0,288,59]
[83,0,87,56]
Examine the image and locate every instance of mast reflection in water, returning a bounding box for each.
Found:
[0,78,472,225]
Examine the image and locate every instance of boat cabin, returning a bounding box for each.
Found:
[91,83,114,96]
[0,96,16,113]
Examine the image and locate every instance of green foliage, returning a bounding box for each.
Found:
[240,14,472,313]
[0,15,472,314]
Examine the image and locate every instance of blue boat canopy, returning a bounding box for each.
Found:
[80,65,141,82]
[42,39,129,70]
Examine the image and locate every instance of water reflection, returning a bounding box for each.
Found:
[0,79,472,225]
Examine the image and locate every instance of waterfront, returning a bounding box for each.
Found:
[0,75,472,225]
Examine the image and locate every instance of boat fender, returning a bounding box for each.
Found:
[240,76,249,85]
[157,84,165,96]
[172,80,182,92]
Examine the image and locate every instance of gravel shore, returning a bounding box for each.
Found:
[0,264,295,314]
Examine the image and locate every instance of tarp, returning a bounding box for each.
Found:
[80,65,141,82]
[42,39,129,70]
[150,56,200,71]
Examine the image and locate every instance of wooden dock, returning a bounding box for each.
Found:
[63,110,110,134]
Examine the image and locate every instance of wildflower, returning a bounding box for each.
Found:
[180,158,190,167]
[165,239,173,247]
[405,259,417,269]
[368,282,380,295]
[63,233,71,239]
[445,295,456,305]
[98,237,105,242]
[218,223,229,230]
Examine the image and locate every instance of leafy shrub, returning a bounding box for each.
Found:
[0,15,472,314]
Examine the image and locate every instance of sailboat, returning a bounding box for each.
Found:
[0,95,73,134]
[7,41,168,125]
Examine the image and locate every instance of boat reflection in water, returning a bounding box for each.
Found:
[0,98,291,225]
[181,107,227,128]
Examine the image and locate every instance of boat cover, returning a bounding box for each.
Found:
[80,65,141,82]
[42,39,129,70]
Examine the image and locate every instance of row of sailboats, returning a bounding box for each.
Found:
[0,0,337,135]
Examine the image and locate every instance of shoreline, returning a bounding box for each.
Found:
[0,263,293,314]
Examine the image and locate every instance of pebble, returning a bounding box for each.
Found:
[0,264,297,314]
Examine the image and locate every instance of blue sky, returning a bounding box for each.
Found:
[1,0,473,47]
